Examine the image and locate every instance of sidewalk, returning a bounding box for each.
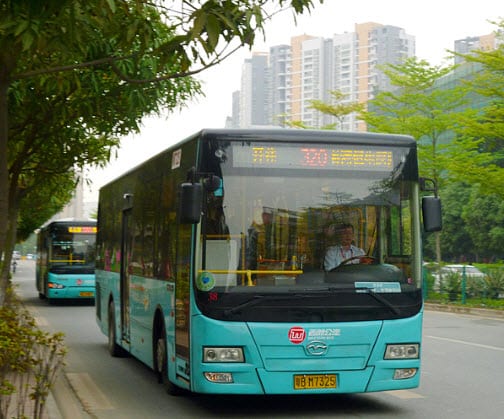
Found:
[6,261,91,419]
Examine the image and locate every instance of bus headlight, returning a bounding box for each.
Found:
[384,344,419,359]
[203,347,244,363]
[204,372,234,383]
[48,282,65,289]
[393,368,418,380]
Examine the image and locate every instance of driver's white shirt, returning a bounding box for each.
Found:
[324,244,365,271]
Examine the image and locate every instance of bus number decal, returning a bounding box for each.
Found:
[301,148,328,167]
[171,149,182,169]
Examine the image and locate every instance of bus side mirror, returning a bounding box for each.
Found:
[178,182,203,224]
[422,196,442,232]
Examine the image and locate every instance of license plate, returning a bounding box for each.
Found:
[294,374,337,390]
[80,292,94,297]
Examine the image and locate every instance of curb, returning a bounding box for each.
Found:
[424,302,504,319]
[48,371,93,419]
[46,390,63,419]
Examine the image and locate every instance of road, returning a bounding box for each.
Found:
[12,260,504,418]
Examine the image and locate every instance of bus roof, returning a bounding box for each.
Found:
[99,128,416,192]
[39,218,97,231]
[195,128,416,147]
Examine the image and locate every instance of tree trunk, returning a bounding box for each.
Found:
[0,74,10,307]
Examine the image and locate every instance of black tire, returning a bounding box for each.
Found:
[154,323,183,396]
[108,301,127,357]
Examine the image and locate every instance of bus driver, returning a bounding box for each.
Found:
[324,223,365,271]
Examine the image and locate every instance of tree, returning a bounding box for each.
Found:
[360,57,476,262]
[287,90,364,129]
[361,58,472,190]
[462,188,504,262]
[309,90,365,130]
[16,173,77,242]
[0,0,323,305]
[432,182,473,262]
[452,20,504,196]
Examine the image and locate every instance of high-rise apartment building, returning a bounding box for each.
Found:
[49,172,85,221]
[230,22,415,131]
[454,32,502,64]
[269,44,291,126]
[238,52,269,127]
[298,36,333,128]
[289,34,316,124]
[226,90,241,128]
[353,23,415,130]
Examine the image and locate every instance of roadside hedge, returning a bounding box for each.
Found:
[0,287,66,419]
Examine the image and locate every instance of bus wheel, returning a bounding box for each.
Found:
[108,301,126,357]
[154,324,182,396]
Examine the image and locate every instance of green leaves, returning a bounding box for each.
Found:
[105,0,116,13]
[206,13,221,50]
[0,0,325,290]
[363,58,478,191]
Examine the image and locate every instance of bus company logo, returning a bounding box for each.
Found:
[288,326,306,344]
[76,278,82,285]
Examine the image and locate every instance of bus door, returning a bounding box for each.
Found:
[120,206,133,344]
[174,223,192,368]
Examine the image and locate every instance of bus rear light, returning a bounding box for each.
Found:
[393,368,417,380]
[204,372,234,383]
[48,282,65,289]
[384,344,419,359]
[203,347,244,362]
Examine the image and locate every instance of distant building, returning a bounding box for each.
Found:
[239,52,269,127]
[454,31,502,64]
[54,175,84,220]
[48,172,97,222]
[229,22,415,131]
[269,44,291,126]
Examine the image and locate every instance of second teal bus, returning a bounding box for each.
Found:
[36,219,97,303]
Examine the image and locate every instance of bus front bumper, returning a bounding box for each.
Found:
[47,286,95,299]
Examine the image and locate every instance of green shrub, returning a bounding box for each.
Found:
[484,269,504,299]
[0,288,66,419]
[441,272,461,301]
[465,276,487,298]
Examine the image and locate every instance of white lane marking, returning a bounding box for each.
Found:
[386,390,425,399]
[66,372,114,411]
[426,335,504,352]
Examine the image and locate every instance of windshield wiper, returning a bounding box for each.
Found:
[223,287,401,317]
[223,294,309,316]
[355,287,400,315]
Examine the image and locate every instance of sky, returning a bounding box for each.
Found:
[84,0,502,203]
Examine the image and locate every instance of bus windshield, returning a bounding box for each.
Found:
[196,139,421,322]
[49,229,96,274]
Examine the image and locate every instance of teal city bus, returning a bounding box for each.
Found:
[36,219,97,303]
[95,129,441,395]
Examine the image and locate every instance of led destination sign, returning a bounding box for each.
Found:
[232,144,394,171]
[68,226,97,233]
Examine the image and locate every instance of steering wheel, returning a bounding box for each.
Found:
[329,255,377,272]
